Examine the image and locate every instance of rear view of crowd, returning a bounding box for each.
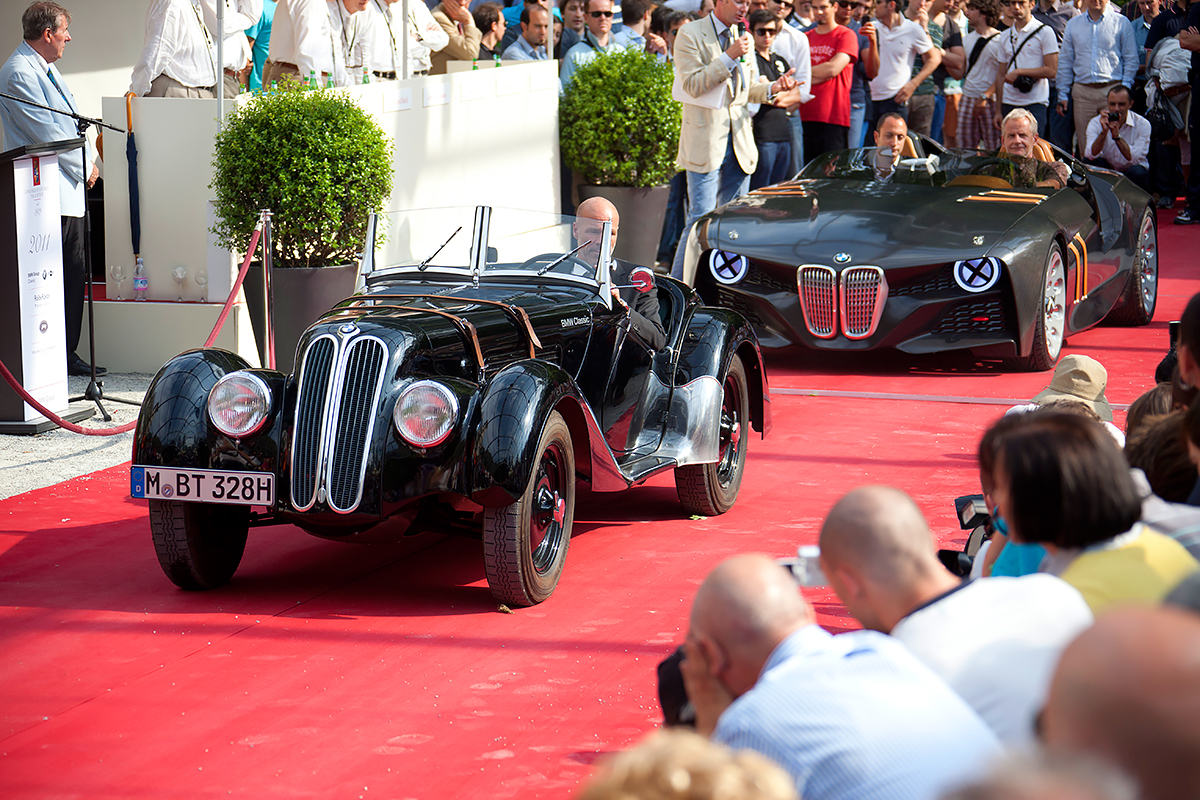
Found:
[576,293,1200,800]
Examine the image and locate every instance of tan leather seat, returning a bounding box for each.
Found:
[899,133,920,160]
[1000,137,1055,163]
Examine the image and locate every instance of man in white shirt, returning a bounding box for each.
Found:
[129,0,219,97]
[1086,84,1152,191]
[957,0,1001,149]
[766,0,813,175]
[866,0,941,130]
[818,485,1094,744]
[266,0,374,87]
[365,0,448,77]
[212,0,261,94]
[991,0,1058,136]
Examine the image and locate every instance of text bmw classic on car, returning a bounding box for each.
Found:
[685,138,1158,371]
[131,207,770,606]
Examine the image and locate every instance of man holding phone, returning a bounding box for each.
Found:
[1085,84,1151,192]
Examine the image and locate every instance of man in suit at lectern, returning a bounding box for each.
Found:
[669,0,801,280]
[0,2,102,376]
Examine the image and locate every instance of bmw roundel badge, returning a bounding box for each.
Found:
[953,257,1002,293]
[339,322,358,335]
[833,252,851,264]
[709,250,749,285]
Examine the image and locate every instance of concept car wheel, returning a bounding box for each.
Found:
[1108,207,1158,327]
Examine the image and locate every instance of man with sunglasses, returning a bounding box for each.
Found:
[761,0,812,175]
[671,0,802,280]
[560,0,624,85]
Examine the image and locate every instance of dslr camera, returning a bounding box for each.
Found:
[1013,74,1036,93]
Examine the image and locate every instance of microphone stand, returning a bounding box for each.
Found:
[0,90,139,421]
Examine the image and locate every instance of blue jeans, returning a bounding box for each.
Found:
[931,92,946,144]
[656,170,688,264]
[787,112,805,177]
[849,101,866,149]
[751,140,793,190]
[671,135,750,279]
[1045,86,1073,153]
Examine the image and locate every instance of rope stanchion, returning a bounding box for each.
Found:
[0,224,265,437]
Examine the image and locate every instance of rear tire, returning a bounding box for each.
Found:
[1012,245,1066,372]
[483,411,575,606]
[1107,207,1157,326]
[675,355,749,515]
[149,500,249,590]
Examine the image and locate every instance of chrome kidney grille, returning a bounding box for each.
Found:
[290,333,389,513]
[797,265,888,340]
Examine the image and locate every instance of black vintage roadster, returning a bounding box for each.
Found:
[131,207,770,606]
[684,136,1158,370]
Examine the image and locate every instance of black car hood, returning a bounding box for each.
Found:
[705,180,1041,267]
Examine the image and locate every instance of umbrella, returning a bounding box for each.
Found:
[125,93,141,268]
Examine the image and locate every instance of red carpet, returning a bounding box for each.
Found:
[0,209,1193,798]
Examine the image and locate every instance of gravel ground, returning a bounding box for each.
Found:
[0,373,153,500]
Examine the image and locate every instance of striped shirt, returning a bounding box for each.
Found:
[713,625,1001,800]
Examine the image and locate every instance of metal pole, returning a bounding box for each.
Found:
[401,0,410,81]
[260,209,275,370]
[216,0,225,130]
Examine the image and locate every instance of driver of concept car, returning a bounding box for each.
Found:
[871,112,908,180]
[988,108,1070,189]
[574,197,668,351]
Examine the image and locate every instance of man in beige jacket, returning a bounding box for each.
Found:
[670,0,800,280]
[431,0,481,73]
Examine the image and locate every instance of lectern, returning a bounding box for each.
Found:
[0,139,94,434]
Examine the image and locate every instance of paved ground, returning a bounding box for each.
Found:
[0,373,152,500]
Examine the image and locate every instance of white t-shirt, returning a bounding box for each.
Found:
[993,17,1058,106]
[867,16,933,102]
[960,27,1000,99]
[891,575,1093,744]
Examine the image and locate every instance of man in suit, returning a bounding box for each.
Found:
[670,0,801,281]
[575,197,666,350]
[0,2,102,376]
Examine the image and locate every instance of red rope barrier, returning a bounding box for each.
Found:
[0,226,265,437]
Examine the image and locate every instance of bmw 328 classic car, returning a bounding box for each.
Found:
[684,135,1157,370]
[131,207,770,606]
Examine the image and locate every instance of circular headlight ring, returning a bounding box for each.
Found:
[208,372,272,438]
[393,380,459,448]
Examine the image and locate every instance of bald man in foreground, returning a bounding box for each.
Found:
[818,486,1093,743]
[680,554,1000,800]
[1041,606,1200,800]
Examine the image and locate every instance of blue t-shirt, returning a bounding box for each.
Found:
[245,0,277,92]
[990,541,1047,577]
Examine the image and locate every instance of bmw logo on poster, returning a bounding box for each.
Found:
[10,154,67,423]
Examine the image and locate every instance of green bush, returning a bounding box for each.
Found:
[560,48,681,187]
[210,83,393,268]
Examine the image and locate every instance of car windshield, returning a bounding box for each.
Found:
[367,207,610,290]
[796,147,1062,188]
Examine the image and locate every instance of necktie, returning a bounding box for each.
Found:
[47,68,72,109]
[719,29,742,96]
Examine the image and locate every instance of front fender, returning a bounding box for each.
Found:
[132,349,287,477]
[470,360,612,506]
[676,308,771,437]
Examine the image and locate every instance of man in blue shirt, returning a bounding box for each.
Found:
[679,554,1001,800]
[502,4,551,58]
[1055,0,1138,158]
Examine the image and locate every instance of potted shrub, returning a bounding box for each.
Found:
[559,47,680,267]
[210,82,393,372]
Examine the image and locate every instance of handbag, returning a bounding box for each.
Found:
[1146,76,1185,143]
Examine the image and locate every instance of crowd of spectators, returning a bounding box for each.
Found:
[567,292,1200,800]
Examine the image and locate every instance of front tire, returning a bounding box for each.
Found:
[149,500,249,590]
[675,354,749,515]
[1107,207,1157,326]
[483,411,575,606]
[1013,244,1067,372]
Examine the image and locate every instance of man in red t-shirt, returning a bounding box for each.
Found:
[801,0,859,160]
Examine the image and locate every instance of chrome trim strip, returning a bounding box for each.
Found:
[290,334,339,511]
[324,335,389,514]
[797,264,838,339]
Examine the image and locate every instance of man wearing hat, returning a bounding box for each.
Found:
[1008,353,1122,444]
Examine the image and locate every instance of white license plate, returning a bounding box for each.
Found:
[131,466,275,506]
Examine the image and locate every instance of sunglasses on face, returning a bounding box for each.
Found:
[836,0,855,7]
[754,26,778,33]
[589,9,614,17]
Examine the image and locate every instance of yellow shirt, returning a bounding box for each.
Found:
[1059,526,1200,615]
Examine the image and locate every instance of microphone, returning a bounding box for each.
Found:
[731,21,746,62]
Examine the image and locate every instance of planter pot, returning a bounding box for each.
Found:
[243,262,358,375]
[577,184,670,268]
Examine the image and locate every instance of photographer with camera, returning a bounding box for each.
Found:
[1085,84,1152,192]
[1055,0,1138,157]
[991,0,1058,134]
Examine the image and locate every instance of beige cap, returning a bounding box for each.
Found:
[1031,354,1113,421]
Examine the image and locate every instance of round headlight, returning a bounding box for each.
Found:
[393,380,458,448]
[208,372,271,438]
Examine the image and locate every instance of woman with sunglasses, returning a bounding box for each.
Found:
[749,9,795,187]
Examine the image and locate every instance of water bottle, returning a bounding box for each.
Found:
[494,53,501,67]
[791,545,827,587]
[309,69,317,89]
[133,257,148,301]
[471,59,478,70]
[363,67,370,84]
[326,73,334,88]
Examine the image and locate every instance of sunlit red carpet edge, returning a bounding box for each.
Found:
[0,211,1195,799]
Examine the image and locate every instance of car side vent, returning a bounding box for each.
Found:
[797,266,838,339]
[291,336,337,511]
[840,267,888,340]
[326,337,388,513]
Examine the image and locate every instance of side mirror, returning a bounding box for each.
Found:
[629,266,655,294]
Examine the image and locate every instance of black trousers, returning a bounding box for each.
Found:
[802,121,850,164]
[61,214,85,356]
[1187,97,1200,214]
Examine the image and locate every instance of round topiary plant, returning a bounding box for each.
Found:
[559,47,681,188]
[210,83,393,268]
